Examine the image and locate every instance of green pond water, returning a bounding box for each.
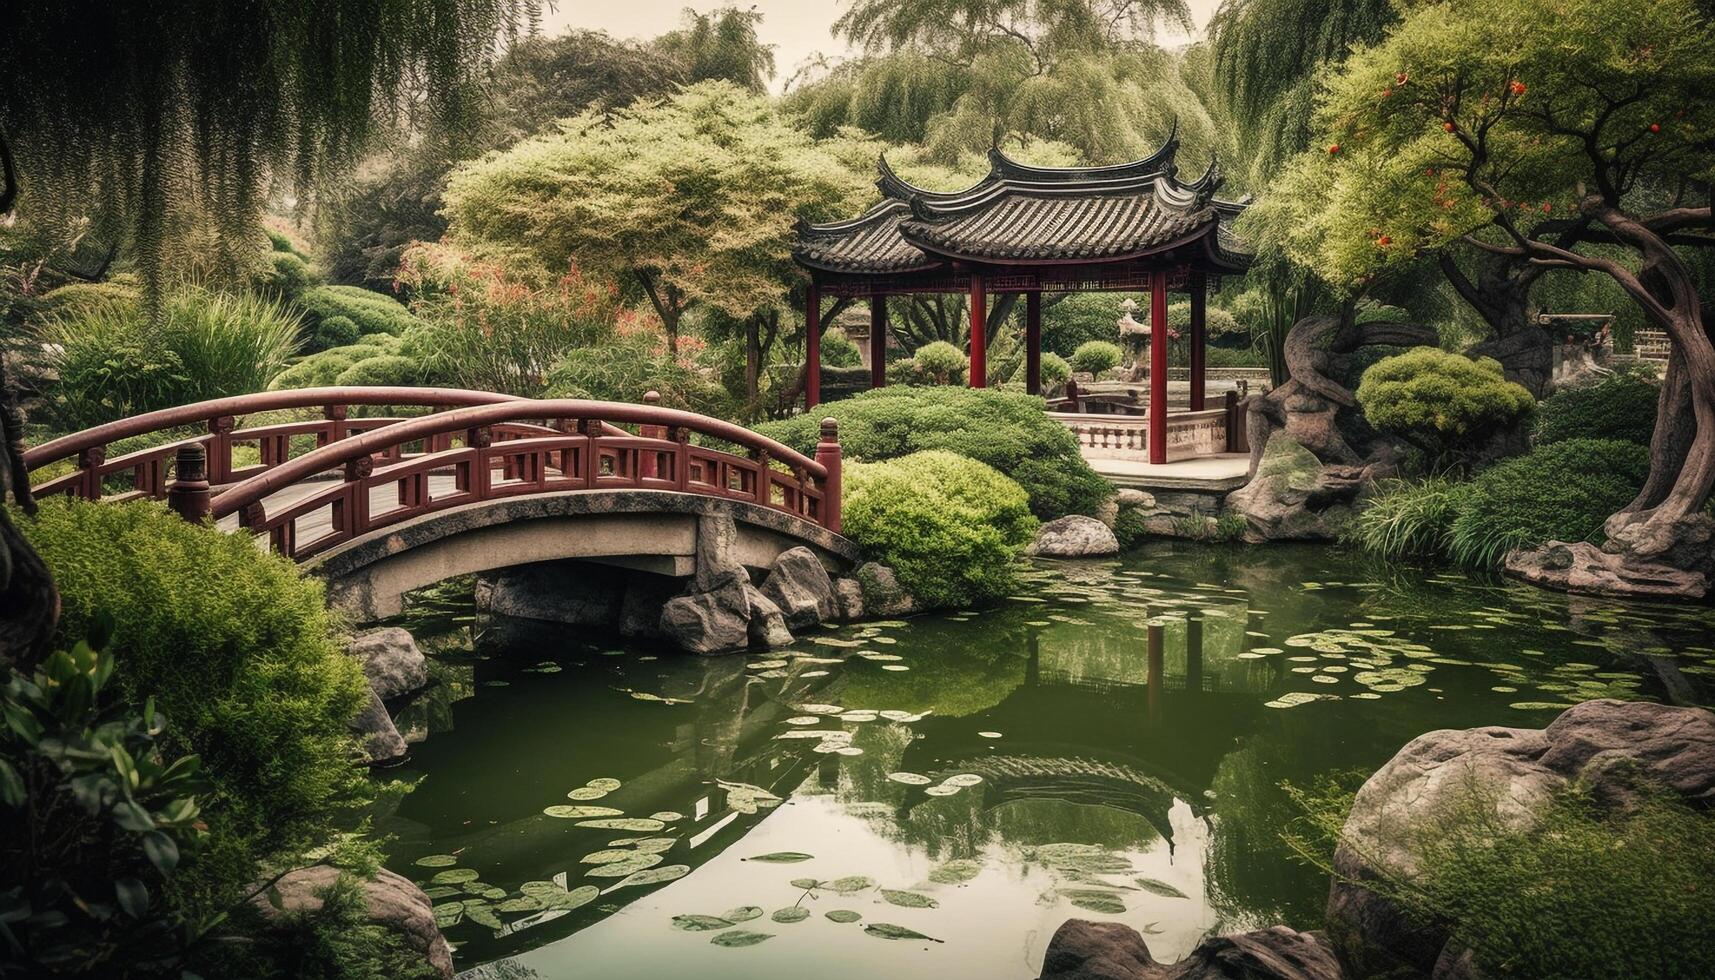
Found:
[375,542,1715,980]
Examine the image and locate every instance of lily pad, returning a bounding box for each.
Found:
[864,923,943,943]
[880,889,938,909]
[649,812,684,823]
[1059,889,1126,914]
[496,896,543,913]
[771,906,811,923]
[824,875,876,894]
[414,854,458,868]
[610,864,690,891]
[941,773,984,787]
[887,772,932,785]
[430,869,480,884]
[1133,878,1189,899]
[928,859,982,885]
[672,914,735,932]
[545,805,623,819]
[566,786,609,801]
[744,851,814,863]
[825,909,863,923]
[710,930,774,947]
[585,854,663,877]
[722,905,765,923]
[576,818,666,831]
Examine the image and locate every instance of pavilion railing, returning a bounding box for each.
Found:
[1051,391,1247,463]
[24,387,533,503]
[206,400,841,562]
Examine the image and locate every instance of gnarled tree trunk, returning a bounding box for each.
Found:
[1442,250,1554,397]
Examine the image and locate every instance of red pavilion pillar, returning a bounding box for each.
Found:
[805,281,822,409]
[1148,272,1169,464]
[870,295,887,388]
[1190,270,1207,412]
[968,274,987,388]
[1025,290,1042,395]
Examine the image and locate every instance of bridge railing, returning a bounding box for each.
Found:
[207,400,841,561]
[24,387,534,503]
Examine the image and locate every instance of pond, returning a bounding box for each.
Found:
[375,543,1715,980]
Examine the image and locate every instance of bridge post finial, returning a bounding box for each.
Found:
[167,444,212,523]
[814,417,841,535]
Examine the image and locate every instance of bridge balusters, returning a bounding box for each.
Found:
[321,404,348,449]
[76,446,105,500]
[815,418,841,534]
[753,449,771,507]
[672,427,690,492]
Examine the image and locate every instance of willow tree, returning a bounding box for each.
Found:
[653,5,777,93]
[443,82,870,372]
[1304,0,1715,595]
[0,0,538,288]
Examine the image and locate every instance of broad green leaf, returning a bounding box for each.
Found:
[880,889,938,909]
[430,869,480,884]
[414,854,458,868]
[864,922,943,943]
[141,831,179,874]
[771,906,810,923]
[464,904,503,929]
[432,903,462,928]
[114,878,149,918]
[545,805,623,819]
[672,914,736,931]
[710,929,773,947]
[1133,878,1189,899]
[610,864,689,890]
[0,759,23,807]
[721,906,764,922]
[743,851,813,863]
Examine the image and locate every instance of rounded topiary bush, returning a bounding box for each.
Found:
[334,353,421,387]
[1070,340,1124,376]
[1041,292,1136,356]
[1040,352,1071,391]
[842,449,1038,609]
[1447,438,1651,567]
[17,500,372,898]
[313,313,361,350]
[1534,369,1659,447]
[756,386,1109,520]
[1356,348,1535,461]
[293,285,418,348]
[910,340,968,384]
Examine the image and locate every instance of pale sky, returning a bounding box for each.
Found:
[540,0,1224,93]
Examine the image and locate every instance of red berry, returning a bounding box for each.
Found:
[1396,71,1409,84]
[1377,235,1392,247]
[1382,87,1393,98]
[1649,122,1662,133]
[1443,121,1457,132]
[1328,143,1341,154]
[1542,202,1552,213]
[1509,80,1527,96]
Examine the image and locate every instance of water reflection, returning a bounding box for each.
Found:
[377,544,1715,978]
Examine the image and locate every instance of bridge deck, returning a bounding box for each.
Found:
[216,471,474,541]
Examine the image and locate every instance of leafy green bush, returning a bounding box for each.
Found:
[1288,775,1715,979]
[293,285,417,351]
[33,278,143,319]
[544,334,733,416]
[1534,369,1659,447]
[1070,340,1124,376]
[334,354,421,387]
[18,500,372,913]
[1040,352,1071,390]
[1447,438,1650,567]
[910,340,967,385]
[757,386,1109,520]
[264,250,319,304]
[270,336,416,391]
[1041,292,1134,356]
[2,633,208,975]
[39,288,303,428]
[314,314,360,350]
[1167,301,1242,337]
[821,326,862,368]
[1355,348,1534,463]
[1346,477,1473,560]
[842,450,1037,608]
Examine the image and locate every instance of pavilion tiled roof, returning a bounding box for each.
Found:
[794,128,1252,277]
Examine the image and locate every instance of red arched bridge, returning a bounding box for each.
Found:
[25,388,854,618]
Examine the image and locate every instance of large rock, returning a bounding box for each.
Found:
[855,562,917,617]
[693,512,746,590]
[351,687,407,765]
[1506,536,1711,601]
[659,578,752,655]
[759,546,838,628]
[252,866,452,978]
[1038,919,1341,980]
[1327,699,1715,977]
[745,585,794,648]
[1227,436,1384,543]
[831,576,865,621]
[1029,515,1121,557]
[348,627,428,700]
[477,561,625,628]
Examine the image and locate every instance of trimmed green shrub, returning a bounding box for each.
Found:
[1447,438,1650,567]
[333,354,421,387]
[1070,340,1124,376]
[757,386,1109,520]
[910,340,967,384]
[293,285,417,350]
[842,450,1037,608]
[1355,348,1535,463]
[1346,477,1473,560]
[33,278,143,318]
[18,500,373,913]
[1534,369,1659,447]
[264,250,319,303]
[821,326,862,368]
[38,288,303,428]
[271,336,416,391]
[1040,352,1071,390]
[1167,300,1242,337]
[314,314,360,350]
[1041,292,1136,356]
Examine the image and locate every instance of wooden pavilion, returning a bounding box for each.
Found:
[793,128,1252,464]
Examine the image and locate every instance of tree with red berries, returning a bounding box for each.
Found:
[1295,0,1715,596]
